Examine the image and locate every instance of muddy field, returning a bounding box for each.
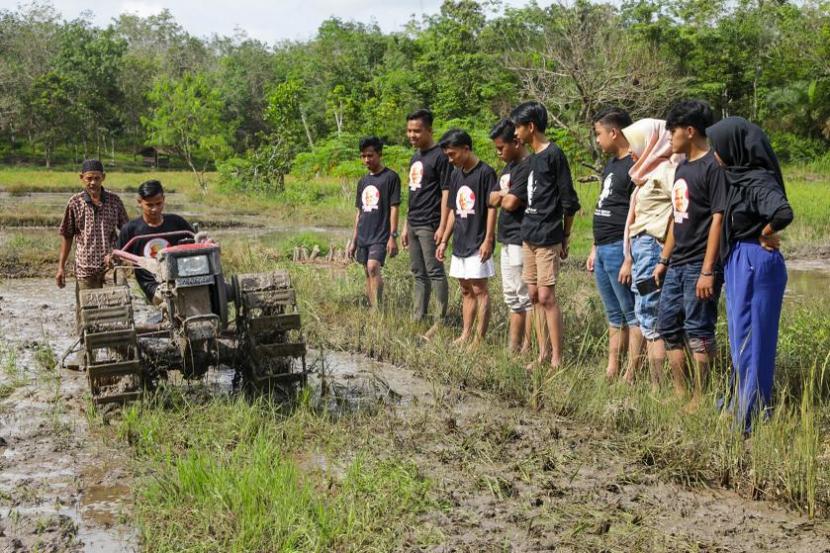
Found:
[2,187,830,551]
[1,278,829,552]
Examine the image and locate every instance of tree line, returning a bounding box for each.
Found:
[1,0,829,188]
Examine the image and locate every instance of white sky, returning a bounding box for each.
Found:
[9,0,551,43]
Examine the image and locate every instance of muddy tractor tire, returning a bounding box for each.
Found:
[78,285,145,405]
[233,270,307,389]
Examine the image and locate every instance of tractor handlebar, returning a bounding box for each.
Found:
[111,230,199,266]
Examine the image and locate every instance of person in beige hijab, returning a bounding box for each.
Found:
[618,119,682,386]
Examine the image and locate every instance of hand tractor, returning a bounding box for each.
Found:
[76,230,306,404]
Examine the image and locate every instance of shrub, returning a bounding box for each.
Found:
[768,132,828,163]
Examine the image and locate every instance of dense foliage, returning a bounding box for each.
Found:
[1,0,829,177]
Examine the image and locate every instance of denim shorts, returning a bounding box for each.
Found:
[594,240,637,328]
[657,260,723,352]
[630,234,663,340]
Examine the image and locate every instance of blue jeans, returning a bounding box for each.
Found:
[630,234,663,340]
[594,240,637,328]
[724,240,787,432]
[657,261,723,353]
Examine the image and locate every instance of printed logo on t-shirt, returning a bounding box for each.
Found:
[527,170,535,206]
[143,237,170,258]
[499,173,511,193]
[456,185,476,218]
[409,161,424,191]
[672,178,690,223]
[361,184,380,212]
[598,173,613,208]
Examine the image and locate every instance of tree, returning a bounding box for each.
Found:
[143,73,232,190]
[504,1,685,158]
[29,71,76,167]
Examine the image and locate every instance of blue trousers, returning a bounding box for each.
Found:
[724,240,787,432]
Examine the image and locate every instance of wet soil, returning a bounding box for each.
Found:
[1,278,830,551]
[0,279,136,552]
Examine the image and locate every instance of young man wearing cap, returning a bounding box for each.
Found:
[57,160,130,328]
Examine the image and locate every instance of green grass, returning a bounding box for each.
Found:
[108,252,830,549]
[116,392,435,552]
[277,255,830,517]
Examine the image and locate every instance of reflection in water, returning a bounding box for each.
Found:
[785,260,830,299]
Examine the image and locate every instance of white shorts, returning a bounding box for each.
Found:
[500,245,532,312]
[449,255,496,280]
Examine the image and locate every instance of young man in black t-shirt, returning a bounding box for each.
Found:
[436,129,498,346]
[117,180,195,303]
[348,136,401,308]
[403,109,451,328]
[487,119,532,354]
[655,100,727,410]
[510,101,581,370]
[588,107,642,382]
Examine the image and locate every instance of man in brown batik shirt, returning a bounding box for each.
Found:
[57,159,129,331]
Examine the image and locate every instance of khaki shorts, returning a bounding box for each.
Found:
[521,242,561,287]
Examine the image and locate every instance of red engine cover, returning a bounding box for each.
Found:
[163,242,217,254]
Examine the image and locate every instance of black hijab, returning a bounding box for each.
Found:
[707,117,788,260]
[706,116,786,197]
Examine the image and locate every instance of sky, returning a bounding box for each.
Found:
[16,0,550,43]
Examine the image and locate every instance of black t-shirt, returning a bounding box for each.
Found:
[728,183,793,242]
[407,145,452,229]
[670,150,728,267]
[447,161,498,258]
[355,167,401,246]
[593,155,635,245]
[513,143,581,247]
[117,214,195,299]
[497,157,530,246]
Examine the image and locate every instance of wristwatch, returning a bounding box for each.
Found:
[658,256,670,266]
[391,231,399,238]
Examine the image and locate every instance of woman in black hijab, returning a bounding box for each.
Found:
[707,117,793,433]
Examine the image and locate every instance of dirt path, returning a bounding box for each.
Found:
[0,279,135,552]
[0,278,828,552]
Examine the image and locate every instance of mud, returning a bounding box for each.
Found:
[0,279,136,552]
[1,276,829,552]
[382,393,830,552]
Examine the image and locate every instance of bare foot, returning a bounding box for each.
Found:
[526,354,551,374]
[422,323,441,342]
[453,334,469,346]
[683,396,702,414]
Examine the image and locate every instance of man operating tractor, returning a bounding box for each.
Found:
[116,179,194,304]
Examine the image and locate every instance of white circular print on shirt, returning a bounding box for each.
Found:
[456,185,476,218]
[409,161,424,191]
[143,237,170,259]
[361,184,380,212]
[672,178,690,223]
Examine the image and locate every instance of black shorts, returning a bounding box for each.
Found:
[356,243,387,266]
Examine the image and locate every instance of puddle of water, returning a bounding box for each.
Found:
[308,349,434,415]
[785,259,830,299]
